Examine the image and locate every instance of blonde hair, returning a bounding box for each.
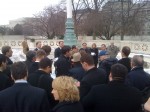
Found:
[52,76,80,102]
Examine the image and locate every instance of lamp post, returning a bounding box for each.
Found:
[64,0,77,46]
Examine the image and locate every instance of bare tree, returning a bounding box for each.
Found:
[24,5,66,39]
[76,0,148,40]
[22,0,148,40]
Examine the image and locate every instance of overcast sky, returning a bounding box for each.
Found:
[0,0,61,25]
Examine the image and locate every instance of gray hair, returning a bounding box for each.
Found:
[131,55,144,67]
[2,46,11,55]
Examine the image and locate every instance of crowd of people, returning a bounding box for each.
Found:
[0,40,150,112]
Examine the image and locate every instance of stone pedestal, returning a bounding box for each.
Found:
[64,18,77,46]
[64,0,77,46]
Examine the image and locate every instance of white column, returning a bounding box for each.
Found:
[67,0,72,18]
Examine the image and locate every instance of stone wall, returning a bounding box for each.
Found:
[0,39,149,55]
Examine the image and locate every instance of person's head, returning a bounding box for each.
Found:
[131,55,144,68]
[79,49,87,57]
[101,44,106,50]
[36,41,42,49]
[72,45,78,53]
[36,50,46,61]
[2,46,13,57]
[39,57,52,74]
[61,46,71,57]
[11,62,27,81]
[82,43,87,49]
[72,52,81,63]
[0,54,7,71]
[41,45,51,56]
[109,64,128,82]
[59,41,64,48]
[99,50,109,61]
[92,43,97,48]
[80,54,94,71]
[121,46,131,57]
[26,50,36,62]
[52,76,79,102]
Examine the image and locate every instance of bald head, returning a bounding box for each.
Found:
[131,55,144,67]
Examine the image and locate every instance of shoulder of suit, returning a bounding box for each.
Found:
[30,85,45,92]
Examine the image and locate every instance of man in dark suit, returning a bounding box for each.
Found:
[0,54,13,91]
[34,41,42,51]
[1,46,14,82]
[54,41,64,58]
[54,46,71,77]
[69,52,85,81]
[118,46,131,72]
[0,62,50,112]
[79,43,90,54]
[28,50,46,74]
[24,50,36,72]
[82,64,142,112]
[125,55,150,91]
[28,57,56,108]
[1,46,14,86]
[1,45,13,65]
[42,45,51,56]
[80,54,106,99]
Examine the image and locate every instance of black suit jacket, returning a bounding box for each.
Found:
[0,83,50,112]
[80,67,106,99]
[69,63,85,81]
[24,60,34,72]
[82,80,142,112]
[52,101,84,112]
[0,71,12,91]
[6,57,13,65]
[28,62,39,74]
[54,47,61,58]
[118,57,131,72]
[28,70,47,87]
[28,70,57,108]
[34,48,41,51]
[38,73,57,108]
[54,55,71,77]
[125,67,150,91]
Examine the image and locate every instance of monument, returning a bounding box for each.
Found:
[64,0,77,46]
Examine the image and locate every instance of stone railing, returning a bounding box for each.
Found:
[0,39,150,70]
[0,40,63,61]
[0,40,62,49]
[83,40,150,55]
[0,39,150,54]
